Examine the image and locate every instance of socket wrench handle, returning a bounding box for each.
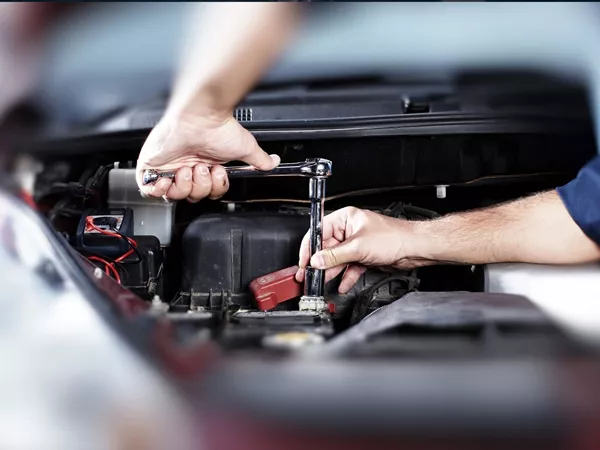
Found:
[141,158,331,185]
[226,158,331,178]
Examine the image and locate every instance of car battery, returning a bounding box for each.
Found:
[75,208,134,258]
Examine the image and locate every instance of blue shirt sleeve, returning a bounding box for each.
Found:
[557,156,600,245]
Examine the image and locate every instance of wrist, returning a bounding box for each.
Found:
[406,217,460,265]
[165,81,234,125]
[386,217,441,267]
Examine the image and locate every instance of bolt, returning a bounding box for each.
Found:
[436,185,448,199]
[93,267,103,279]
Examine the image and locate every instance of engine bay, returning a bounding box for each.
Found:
[30,125,598,358]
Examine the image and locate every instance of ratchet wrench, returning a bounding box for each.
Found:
[142,159,331,184]
[142,159,333,311]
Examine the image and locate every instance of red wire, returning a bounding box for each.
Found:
[85,216,139,284]
[85,217,138,249]
[88,256,121,283]
[114,248,134,263]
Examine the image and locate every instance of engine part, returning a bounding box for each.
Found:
[144,158,332,311]
[77,231,163,300]
[181,213,309,309]
[75,208,134,257]
[349,272,420,325]
[118,235,163,300]
[249,265,302,311]
[262,331,325,351]
[313,292,581,358]
[221,310,333,351]
[108,167,175,245]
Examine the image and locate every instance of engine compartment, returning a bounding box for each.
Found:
[30,125,598,356]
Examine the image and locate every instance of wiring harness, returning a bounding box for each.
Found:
[84,216,141,284]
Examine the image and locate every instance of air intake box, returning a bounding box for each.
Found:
[181,213,309,309]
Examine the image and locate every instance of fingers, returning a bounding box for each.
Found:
[208,165,229,199]
[166,166,193,200]
[297,262,345,284]
[240,137,281,171]
[297,232,311,276]
[297,209,353,271]
[339,264,367,294]
[297,236,340,282]
[310,236,361,270]
[137,161,172,198]
[188,164,212,203]
[147,177,172,198]
[138,163,229,202]
[324,264,346,284]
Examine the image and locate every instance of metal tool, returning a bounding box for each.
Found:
[142,159,331,185]
[142,158,332,311]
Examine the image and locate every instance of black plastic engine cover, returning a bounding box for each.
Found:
[181,213,309,309]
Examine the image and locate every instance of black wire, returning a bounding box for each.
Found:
[78,248,116,262]
[109,226,144,264]
[350,271,420,325]
[81,219,144,264]
[78,247,137,285]
[388,202,440,220]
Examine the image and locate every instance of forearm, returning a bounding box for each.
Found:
[412,190,600,265]
[166,3,301,119]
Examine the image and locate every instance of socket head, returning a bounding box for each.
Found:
[303,158,332,178]
[142,169,160,185]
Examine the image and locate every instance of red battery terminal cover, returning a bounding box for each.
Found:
[249,265,303,311]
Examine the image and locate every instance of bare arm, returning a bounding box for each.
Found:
[297,190,600,293]
[137,3,302,201]
[167,3,302,118]
[414,190,600,265]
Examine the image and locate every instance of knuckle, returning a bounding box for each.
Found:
[353,208,367,220]
[197,180,212,193]
[209,188,227,200]
[168,191,187,201]
[346,240,362,258]
[326,249,339,267]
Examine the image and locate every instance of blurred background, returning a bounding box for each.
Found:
[3,3,600,450]
[30,2,600,133]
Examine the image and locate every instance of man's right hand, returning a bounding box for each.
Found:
[296,207,424,294]
[136,111,280,202]
[296,191,600,295]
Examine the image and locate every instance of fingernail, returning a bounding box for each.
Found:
[198,165,209,175]
[182,167,192,181]
[150,185,156,193]
[311,254,325,268]
[270,154,281,165]
[214,168,225,179]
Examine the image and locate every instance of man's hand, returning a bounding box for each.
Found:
[135,3,299,202]
[296,207,420,294]
[296,191,600,295]
[136,111,279,201]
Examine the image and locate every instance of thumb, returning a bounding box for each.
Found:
[310,238,361,269]
[241,140,280,171]
[139,123,175,167]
